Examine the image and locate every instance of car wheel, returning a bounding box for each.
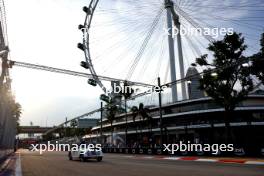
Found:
[79,154,86,162]
[68,152,73,160]
[97,157,102,162]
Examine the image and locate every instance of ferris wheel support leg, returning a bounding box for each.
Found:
[165,0,177,102]
[175,23,187,100]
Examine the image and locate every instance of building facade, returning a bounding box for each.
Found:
[85,95,264,156]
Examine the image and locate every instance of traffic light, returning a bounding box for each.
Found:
[100,94,110,103]
[80,61,89,69]
[88,79,97,86]
[77,43,85,51]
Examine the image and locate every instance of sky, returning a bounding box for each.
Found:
[5,0,103,126]
[4,0,263,127]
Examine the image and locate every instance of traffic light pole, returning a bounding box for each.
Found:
[158,77,163,148]
[125,99,128,147]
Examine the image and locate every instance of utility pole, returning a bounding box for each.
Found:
[125,98,128,147]
[165,0,177,102]
[157,77,163,147]
[100,101,103,144]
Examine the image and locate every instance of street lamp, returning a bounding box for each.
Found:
[211,72,218,77]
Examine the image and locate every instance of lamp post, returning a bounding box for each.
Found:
[100,101,103,144]
[157,77,163,148]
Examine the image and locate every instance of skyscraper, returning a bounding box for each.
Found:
[186,67,205,99]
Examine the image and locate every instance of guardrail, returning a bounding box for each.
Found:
[102,147,264,157]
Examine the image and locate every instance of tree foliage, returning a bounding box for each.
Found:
[70,119,78,128]
[0,83,22,134]
[251,33,264,84]
[105,100,118,124]
[105,99,118,144]
[131,103,152,127]
[194,33,253,112]
[12,102,22,133]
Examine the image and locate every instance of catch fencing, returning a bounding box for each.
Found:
[0,11,16,162]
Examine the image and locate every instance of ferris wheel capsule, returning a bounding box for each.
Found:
[78,24,85,31]
[88,79,97,86]
[80,61,89,69]
[77,43,85,51]
[83,6,91,14]
[100,94,110,103]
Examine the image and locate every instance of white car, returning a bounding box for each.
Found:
[68,144,103,162]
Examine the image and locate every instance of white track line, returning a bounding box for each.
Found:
[163,157,181,160]
[15,152,22,176]
[0,158,11,171]
[123,155,134,158]
[142,156,154,159]
[245,161,264,165]
[196,159,217,162]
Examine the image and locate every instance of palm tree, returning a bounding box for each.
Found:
[139,103,153,147]
[146,113,153,139]
[105,100,118,146]
[121,81,134,147]
[131,103,152,147]
[131,105,139,145]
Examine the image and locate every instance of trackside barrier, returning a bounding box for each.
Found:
[102,148,264,157]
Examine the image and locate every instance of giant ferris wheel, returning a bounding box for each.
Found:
[77,0,264,105]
